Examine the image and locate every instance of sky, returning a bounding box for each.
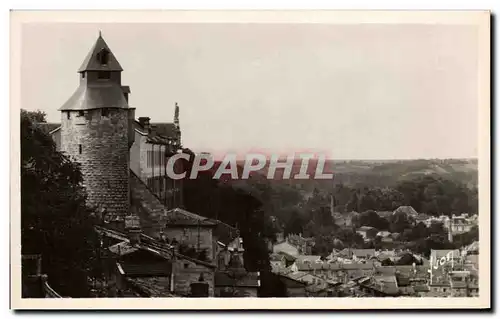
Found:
[21,23,479,160]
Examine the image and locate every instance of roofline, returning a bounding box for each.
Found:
[117,262,125,275]
[95,225,217,269]
[49,126,61,134]
[59,106,136,112]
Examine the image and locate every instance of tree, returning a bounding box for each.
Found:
[396,253,418,265]
[357,210,390,230]
[381,258,394,266]
[21,109,47,123]
[388,211,413,234]
[428,221,447,236]
[21,110,99,297]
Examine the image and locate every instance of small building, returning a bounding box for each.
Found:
[352,249,376,261]
[273,241,300,257]
[356,226,376,241]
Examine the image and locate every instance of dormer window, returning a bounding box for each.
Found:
[97,71,111,80]
[96,48,110,65]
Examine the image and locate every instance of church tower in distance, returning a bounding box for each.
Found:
[58,32,136,218]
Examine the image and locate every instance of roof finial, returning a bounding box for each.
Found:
[99,30,102,38]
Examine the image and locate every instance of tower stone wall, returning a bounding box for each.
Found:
[61,108,131,216]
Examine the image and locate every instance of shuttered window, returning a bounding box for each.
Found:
[146,149,165,168]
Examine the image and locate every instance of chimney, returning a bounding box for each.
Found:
[138,117,151,131]
[125,215,142,245]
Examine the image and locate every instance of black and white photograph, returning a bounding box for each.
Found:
[10,10,490,310]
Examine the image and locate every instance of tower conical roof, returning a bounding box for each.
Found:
[78,33,123,72]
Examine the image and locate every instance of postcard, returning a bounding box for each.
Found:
[10,10,490,310]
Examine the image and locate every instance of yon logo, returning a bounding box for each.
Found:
[430,251,455,270]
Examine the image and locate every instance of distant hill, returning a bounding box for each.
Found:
[223,158,478,189]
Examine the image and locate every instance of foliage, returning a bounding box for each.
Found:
[21,109,100,297]
[353,210,390,230]
[388,211,414,234]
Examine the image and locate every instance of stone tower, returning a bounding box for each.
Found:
[58,33,135,218]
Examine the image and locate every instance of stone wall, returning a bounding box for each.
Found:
[60,108,130,216]
[129,170,167,236]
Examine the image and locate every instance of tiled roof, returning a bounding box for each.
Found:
[163,208,217,227]
[394,206,418,216]
[109,241,139,256]
[373,275,399,295]
[375,266,396,276]
[295,255,322,263]
[341,262,375,270]
[150,123,178,137]
[295,261,375,272]
[352,249,376,258]
[78,35,123,72]
[394,265,429,279]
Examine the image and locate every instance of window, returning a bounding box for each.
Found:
[77,110,84,117]
[147,149,165,168]
[97,71,111,80]
[79,144,82,154]
[184,263,189,269]
[101,108,110,117]
[81,72,85,79]
[97,48,110,65]
[66,112,70,120]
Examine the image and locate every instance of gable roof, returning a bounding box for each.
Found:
[95,225,217,269]
[394,206,418,216]
[78,34,123,72]
[164,208,217,227]
[295,255,322,263]
[109,241,139,256]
